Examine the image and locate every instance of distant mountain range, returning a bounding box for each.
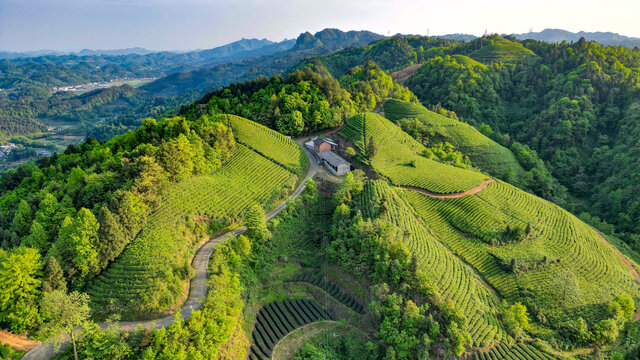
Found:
[0,47,154,59]
[141,28,383,96]
[437,29,640,48]
[511,29,640,47]
[0,38,288,62]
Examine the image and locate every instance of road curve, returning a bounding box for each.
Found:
[23,148,318,360]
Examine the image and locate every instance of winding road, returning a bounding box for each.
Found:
[22,148,319,360]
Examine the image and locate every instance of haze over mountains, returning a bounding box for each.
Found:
[440,28,640,47]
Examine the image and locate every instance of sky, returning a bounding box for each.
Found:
[1,0,639,52]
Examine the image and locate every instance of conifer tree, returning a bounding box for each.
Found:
[23,221,49,253]
[11,200,32,238]
[42,256,67,293]
[245,205,270,242]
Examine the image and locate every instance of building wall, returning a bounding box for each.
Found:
[314,142,331,152]
[336,164,351,176]
[322,160,351,176]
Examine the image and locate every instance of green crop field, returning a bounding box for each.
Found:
[450,54,487,68]
[216,114,309,177]
[88,115,307,316]
[340,112,488,194]
[404,180,640,325]
[288,273,365,314]
[250,299,335,360]
[468,37,537,64]
[383,99,525,179]
[359,180,505,347]
[473,342,560,360]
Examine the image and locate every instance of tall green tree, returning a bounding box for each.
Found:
[50,209,100,287]
[245,205,270,242]
[96,206,126,269]
[0,247,42,332]
[40,290,91,360]
[22,221,49,253]
[11,199,32,238]
[158,133,195,182]
[42,257,67,293]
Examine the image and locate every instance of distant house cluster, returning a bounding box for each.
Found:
[305,137,351,176]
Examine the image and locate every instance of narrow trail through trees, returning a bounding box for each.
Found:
[21,148,319,360]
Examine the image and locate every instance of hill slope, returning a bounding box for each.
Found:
[340,112,489,194]
[339,111,640,329]
[87,115,306,317]
[467,36,537,64]
[383,99,525,180]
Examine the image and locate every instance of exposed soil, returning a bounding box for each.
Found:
[390,63,423,84]
[0,329,40,351]
[403,178,495,199]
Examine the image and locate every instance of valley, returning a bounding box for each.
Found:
[1,23,640,360]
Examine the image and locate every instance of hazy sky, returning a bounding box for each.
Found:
[1,0,639,52]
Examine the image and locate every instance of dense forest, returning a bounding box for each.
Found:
[182,61,415,135]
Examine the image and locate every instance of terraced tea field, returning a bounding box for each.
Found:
[383,99,525,178]
[340,112,488,194]
[359,180,505,347]
[471,342,559,360]
[404,180,640,324]
[250,299,335,360]
[287,273,365,314]
[217,114,308,177]
[88,144,299,314]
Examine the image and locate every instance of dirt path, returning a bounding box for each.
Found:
[390,63,422,84]
[22,148,319,360]
[403,179,495,199]
[0,330,40,351]
[591,228,640,320]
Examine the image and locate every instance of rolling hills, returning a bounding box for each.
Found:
[382,99,525,180]
[340,112,489,194]
[340,110,640,335]
[87,115,307,317]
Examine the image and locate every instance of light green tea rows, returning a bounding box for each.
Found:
[217,114,308,177]
[383,99,525,177]
[473,342,559,360]
[405,180,640,324]
[340,112,488,194]
[88,143,300,314]
[360,180,505,347]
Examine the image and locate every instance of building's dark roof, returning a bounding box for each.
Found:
[325,138,338,146]
[313,137,328,146]
[318,151,350,166]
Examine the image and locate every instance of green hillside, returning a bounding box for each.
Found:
[340,112,489,194]
[405,180,640,325]
[360,180,506,347]
[450,54,487,68]
[88,116,305,316]
[383,99,526,180]
[467,36,537,64]
[216,114,308,177]
[340,110,640,326]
